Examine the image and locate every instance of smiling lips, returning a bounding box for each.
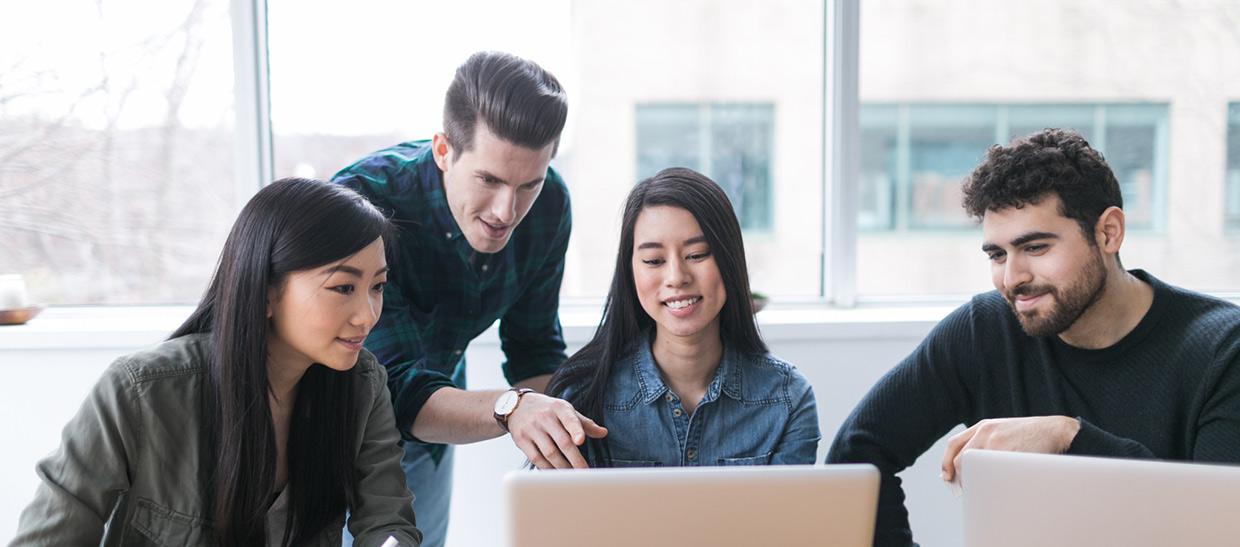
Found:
[663,296,702,317]
[1013,292,1049,311]
[336,336,366,351]
[479,219,510,239]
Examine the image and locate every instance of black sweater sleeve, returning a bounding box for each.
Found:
[826,302,980,547]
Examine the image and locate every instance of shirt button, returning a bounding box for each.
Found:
[481,264,489,272]
[687,449,697,460]
[672,408,683,417]
[664,393,674,402]
[453,349,463,356]
[445,232,453,239]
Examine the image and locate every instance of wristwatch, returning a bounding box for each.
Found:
[493,387,535,433]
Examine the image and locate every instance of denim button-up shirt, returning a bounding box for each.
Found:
[585,334,821,467]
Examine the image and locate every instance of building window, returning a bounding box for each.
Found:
[635,103,775,232]
[859,103,1169,232]
[1228,103,1240,230]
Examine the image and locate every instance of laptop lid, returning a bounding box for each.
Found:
[961,449,1240,547]
[505,464,879,547]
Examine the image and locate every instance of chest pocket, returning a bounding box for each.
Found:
[125,498,212,546]
[717,451,773,466]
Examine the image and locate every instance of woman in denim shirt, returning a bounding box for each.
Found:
[547,168,820,467]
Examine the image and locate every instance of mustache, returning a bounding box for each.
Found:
[1007,284,1055,300]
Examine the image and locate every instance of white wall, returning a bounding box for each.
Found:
[0,308,963,546]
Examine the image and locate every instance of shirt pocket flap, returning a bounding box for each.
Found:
[128,497,211,545]
[717,451,773,466]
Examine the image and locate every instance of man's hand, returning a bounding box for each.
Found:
[506,393,608,469]
[941,416,1081,481]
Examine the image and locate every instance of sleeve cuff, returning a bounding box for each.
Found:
[1066,417,1155,458]
[395,380,456,444]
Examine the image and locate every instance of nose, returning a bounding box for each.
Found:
[1002,255,1032,292]
[664,257,692,288]
[351,290,381,328]
[492,186,517,225]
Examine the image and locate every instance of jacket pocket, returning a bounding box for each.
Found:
[125,497,212,546]
[717,451,773,466]
[609,458,662,468]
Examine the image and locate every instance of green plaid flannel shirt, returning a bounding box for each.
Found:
[333,140,570,449]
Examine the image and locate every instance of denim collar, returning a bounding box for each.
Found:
[629,330,744,406]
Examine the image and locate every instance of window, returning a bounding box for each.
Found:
[0,0,239,304]
[859,104,1168,231]
[857,0,1240,297]
[636,103,775,232]
[1228,103,1240,230]
[268,0,824,299]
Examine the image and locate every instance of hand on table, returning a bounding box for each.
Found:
[507,393,608,469]
[941,415,1081,483]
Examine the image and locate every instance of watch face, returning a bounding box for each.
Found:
[495,390,520,415]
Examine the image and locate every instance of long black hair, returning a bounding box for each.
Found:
[170,177,392,546]
[546,167,765,466]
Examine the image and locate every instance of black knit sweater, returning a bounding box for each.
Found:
[826,270,1240,547]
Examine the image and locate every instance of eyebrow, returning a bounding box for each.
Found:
[981,231,1059,253]
[636,235,708,250]
[321,265,390,277]
[475,169,545,187]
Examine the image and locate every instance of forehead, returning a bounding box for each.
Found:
[981,196,1080,245]
[458,123,554,180]
[633,205,704,243]
[328,238,388,270]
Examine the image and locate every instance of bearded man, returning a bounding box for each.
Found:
[827,128,1240,547]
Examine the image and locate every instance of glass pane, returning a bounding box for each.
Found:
[858,0,1240,297]
[0,0,238,304]
[906,106,995,229]
[635,104,701,180]
[271,0,824,298]
[859,105,899,230]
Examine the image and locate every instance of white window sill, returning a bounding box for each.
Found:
[0,302,956,351]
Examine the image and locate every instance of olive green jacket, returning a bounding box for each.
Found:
[11,333,422,546]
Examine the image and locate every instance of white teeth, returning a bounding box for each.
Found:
[665,297,701,310]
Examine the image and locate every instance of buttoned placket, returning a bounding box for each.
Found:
[664,391,709,466]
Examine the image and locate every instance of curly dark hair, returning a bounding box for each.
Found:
[962,128,1122,242]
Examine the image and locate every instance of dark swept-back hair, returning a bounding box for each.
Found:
[546,167,766,467]
[962,127,1123,242]
[171,178,392,546]
[443,50,568,157]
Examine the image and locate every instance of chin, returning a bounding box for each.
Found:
[466,234,509,254]
[317,354,360,372]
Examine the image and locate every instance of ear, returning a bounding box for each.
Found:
[266,285,279,319]
[1094,206,1126,255]
[432,132,453,172]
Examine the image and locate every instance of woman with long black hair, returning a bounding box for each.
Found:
[547,168,820,468]
[13,178,421,546]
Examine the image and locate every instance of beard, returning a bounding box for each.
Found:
[1006,250,1108,337]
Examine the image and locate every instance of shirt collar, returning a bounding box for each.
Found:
[630,330,744,406]
[412,144,465,241]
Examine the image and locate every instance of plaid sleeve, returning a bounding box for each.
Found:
[333,166,455,442]
[364,273,457,443]
[498,188,571,386]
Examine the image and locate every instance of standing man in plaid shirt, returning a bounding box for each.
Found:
[332,51,605,547]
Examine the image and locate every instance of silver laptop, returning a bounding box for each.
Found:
[504,464,878,547]
[961,449,1240,547]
